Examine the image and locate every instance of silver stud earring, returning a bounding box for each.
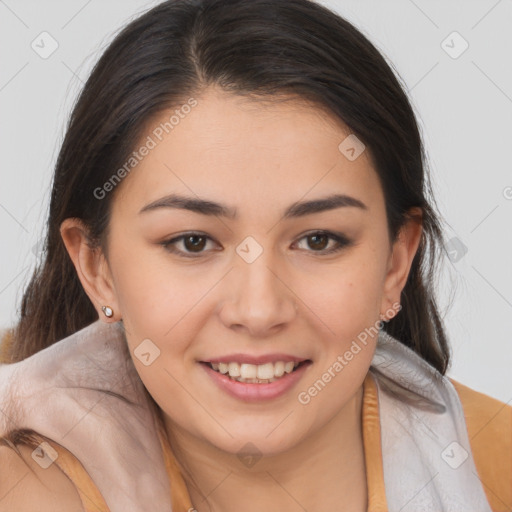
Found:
[101,305,114,318]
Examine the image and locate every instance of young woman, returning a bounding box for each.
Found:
[0,1,510,511]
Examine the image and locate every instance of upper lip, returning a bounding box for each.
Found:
[203,353,310,365]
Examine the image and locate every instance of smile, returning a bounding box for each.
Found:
[208,360,306,383]
[200,359,312,402]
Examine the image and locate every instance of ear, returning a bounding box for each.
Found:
[380,207,423,321]
[60,218,120,322]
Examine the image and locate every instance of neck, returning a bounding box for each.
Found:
[164,385,367,512]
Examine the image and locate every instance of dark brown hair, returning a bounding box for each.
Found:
[3,0,450,450]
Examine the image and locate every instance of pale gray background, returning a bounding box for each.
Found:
[0,0,511,402]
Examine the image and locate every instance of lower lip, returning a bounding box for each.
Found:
[200,362,311,402]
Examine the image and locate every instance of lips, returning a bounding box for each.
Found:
[200,358,312,401]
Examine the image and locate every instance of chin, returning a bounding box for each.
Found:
[202,424,307,459]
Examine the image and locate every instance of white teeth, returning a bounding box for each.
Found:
[284,362,294,374]
[208,360,303,382]
[240,363,257,379]
[256,362,275,380]
[274,361,285,377]
[228,362,241,377]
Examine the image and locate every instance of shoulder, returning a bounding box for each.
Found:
[449,378,512,511]
[0,442,84,511]
[449,377,512,439]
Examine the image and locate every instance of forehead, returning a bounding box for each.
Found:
[113,87,382,217]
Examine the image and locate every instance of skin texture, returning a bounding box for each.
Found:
[0,444,83,511]
[61,86,422,511]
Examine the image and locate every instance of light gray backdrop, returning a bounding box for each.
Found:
[0,0,511,403]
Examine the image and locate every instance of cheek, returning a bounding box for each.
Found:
[109,241,204,334]
[291,259,384,422]
[303,251,387,341]
[107,247,201,395]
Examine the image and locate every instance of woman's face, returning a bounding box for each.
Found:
[78,87,418,456]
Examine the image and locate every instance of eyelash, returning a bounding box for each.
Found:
[160,230,352,258]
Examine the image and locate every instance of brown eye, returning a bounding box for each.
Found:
[161,232,216,257]
[295,231,352,254]
[183,234,207,252]
[306,233,329,251]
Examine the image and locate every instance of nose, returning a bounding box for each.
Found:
[218,252,298,337]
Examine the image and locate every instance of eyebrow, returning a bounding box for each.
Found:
[138,193,367,219]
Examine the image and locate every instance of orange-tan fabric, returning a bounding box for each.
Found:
[362,372,388,512]
[449,378,512,512]
[39,418,194,512]
[1,328,511,511]
[0,328,13,364]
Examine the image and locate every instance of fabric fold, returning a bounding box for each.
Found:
[370,330,493,511]
[1,320,173,512]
